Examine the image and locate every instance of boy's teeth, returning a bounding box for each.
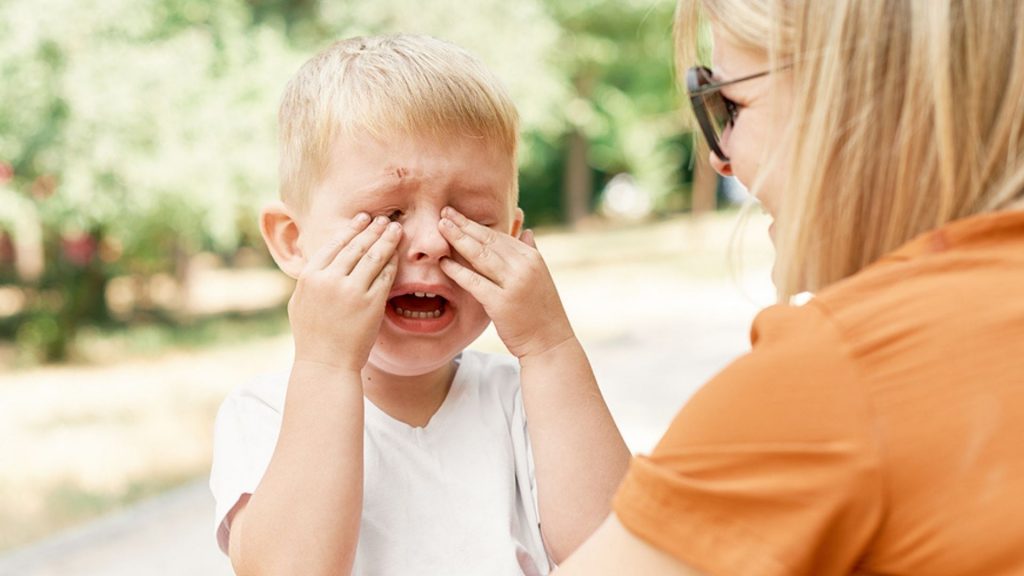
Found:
[425,292,436,298]
[414,291,426,297]
[393,307,443,319]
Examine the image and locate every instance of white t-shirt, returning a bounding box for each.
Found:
[209,350,551,576]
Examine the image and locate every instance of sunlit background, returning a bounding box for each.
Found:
[0,0,774,573]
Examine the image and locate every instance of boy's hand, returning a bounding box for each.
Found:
[438,206,574,360]
[289,214,402,373]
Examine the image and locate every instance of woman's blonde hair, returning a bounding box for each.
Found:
[278,34,520,211]
[676,0,1024,300]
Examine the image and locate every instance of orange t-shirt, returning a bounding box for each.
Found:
[613,210,1024,576]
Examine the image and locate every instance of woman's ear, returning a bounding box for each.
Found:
[260,201,305,279]
[510,207,525,238]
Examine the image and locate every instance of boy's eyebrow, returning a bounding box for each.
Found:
[348,177,508,209]
[347,178,403,202]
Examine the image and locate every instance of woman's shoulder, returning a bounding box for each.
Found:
[807,214,1024,384]
[813,210,1024,343]
[670,302,871,448]
[711,210,1024,449]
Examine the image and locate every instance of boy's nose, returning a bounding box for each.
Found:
[403,212,451,262]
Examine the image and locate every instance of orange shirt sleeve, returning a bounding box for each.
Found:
[613,303,884,576]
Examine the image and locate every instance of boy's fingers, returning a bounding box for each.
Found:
[304,213,372,273]
[438,217,508,283]
[328,215,391,275]
[350,222,403,289]
[440,203,503,243]
[445,206,536,261]
[439,257,499,301]
[368,253,400,295]
[519,229,537,249]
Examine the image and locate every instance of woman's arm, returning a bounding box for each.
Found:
[553,515,706,576]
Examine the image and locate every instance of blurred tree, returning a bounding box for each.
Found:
[296,0,693,225]
[0,0,696,361]
[0,0,299,359]
[541,0,690,224]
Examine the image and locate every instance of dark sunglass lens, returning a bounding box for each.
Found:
[688,67,730,160]
[702,93,731,135]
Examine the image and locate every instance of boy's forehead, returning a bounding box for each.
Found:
[340,163,513,208]
[321,131,516,207]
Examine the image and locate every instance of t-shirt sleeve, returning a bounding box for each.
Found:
[612,304,884,576]
[208,382,283,554]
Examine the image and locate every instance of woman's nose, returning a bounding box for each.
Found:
[708,124,734,177]
[403,212,451,262]
[708,151,733,177]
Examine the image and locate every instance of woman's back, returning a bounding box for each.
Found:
[816,210,1024,574]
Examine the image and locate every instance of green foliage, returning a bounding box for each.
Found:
[543,0,689,208]
[0,0,299,359]
[0,0,694,361]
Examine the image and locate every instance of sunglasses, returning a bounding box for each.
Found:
[685,66,773,162]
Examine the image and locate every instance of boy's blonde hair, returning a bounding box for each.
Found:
[676,0,1024,300]
[279,34,520,211]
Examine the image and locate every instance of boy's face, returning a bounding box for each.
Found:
[298,132,520,377]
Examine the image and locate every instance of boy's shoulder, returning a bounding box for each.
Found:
[220,369,290,418]
[458,349,519,379]
[455,349,522,399]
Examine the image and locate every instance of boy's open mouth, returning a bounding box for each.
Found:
[388,292,448,319]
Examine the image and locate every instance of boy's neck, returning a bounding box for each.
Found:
[361,360,458,428]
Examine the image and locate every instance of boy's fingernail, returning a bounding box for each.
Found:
[387,222,401,233]
[355,212,370,223]
[373,215,389,226]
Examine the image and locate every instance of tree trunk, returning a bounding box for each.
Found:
[564,129,592,227]
[173,239,191,318]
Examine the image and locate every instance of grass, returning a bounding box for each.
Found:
[0,307,290,370]
[72,307,290,365]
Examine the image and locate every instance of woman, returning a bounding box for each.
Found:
[555,0,1024,574]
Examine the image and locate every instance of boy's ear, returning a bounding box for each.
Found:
[260,201,305,279]
[510,207,525,238]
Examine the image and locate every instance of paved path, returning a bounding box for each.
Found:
[0,479,232,576]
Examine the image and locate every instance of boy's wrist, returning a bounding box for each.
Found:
[291,359,365,387]
[516,332,579,366]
